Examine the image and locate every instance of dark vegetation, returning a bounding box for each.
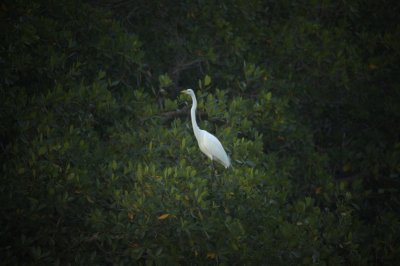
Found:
[1,0,399,264]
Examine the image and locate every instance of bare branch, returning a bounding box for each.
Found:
[159,105,207,122]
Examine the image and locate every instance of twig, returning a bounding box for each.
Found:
[159,105,207,121]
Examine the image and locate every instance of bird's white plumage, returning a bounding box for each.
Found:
[198,129,230,168]
[181,89,231,168]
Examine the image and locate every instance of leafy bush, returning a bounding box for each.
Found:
[1,0,399,265]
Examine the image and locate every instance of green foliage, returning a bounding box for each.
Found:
[1,0,399,265]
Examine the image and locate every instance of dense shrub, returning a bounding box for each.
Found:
[1,0,399,265]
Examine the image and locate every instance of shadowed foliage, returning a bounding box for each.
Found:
[1,0,399,265]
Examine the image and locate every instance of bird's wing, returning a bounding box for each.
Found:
[199,130,231,168]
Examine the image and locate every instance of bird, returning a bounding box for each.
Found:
[181,89,231,168]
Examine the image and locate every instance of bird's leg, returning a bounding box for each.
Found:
[210,160,215,178]
[212,160,222,186]
[210,160,218,191]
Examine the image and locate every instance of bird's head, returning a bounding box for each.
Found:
[181,89,194,96]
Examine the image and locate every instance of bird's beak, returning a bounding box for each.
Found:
[181,90,188,95]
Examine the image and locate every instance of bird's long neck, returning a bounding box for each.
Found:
[190,94,201,139]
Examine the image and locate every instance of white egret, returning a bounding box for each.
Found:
[181,89,231,168]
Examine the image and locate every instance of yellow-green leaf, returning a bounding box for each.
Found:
[159,74,172,88]
[158,213,171,220]
[38,146,47,156]
[204,75,211,86]
[112,160,117,170]
[266,92,272,101]
[98,70,106,79]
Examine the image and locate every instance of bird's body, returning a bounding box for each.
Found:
[181,89,231,168]
[197,129,230,167]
